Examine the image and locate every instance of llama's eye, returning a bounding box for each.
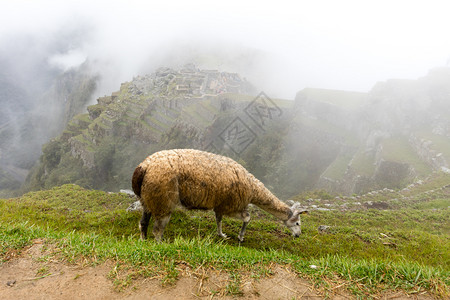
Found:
[295,222,300,226]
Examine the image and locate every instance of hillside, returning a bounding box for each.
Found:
[297,68,450,195]
[22,65,450,197]
[24,65,296,196]
[1,173,449,298]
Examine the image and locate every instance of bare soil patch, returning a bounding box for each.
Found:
[0,240,436,299]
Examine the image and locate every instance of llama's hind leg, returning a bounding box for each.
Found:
[139,210,151,240]
[153,214,171,242]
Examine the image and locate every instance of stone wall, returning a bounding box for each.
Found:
[409,134,448,171]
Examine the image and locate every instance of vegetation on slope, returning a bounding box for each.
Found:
[1,175,449,298]
[381,137,432,177]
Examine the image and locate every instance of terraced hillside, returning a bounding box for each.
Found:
[25,66,294,194]
[24,66,450,198]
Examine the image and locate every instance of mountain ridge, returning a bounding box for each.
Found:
[18,65,450,197]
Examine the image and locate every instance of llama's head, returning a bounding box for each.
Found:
[284,202,308,237]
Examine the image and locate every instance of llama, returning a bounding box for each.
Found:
[132,149,307,242]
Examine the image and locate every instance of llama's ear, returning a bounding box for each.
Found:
[290,202,307,216]
[290,202,301,210]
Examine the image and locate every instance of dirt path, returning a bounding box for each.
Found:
[0,240,435,299]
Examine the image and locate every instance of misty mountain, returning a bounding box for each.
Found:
[23,65,450,198]
[0,24,98,190]
[315,68,450,194]
[0,59,97,192]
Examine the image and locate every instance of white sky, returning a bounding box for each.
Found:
[1,0,450,98]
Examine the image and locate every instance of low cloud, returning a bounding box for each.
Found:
[2,0,450,100]
[48,49,87,71]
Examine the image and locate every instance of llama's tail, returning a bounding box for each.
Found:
[132,165,146,198]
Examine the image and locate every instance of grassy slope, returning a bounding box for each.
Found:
[300,88,367,111]
[349,148,377,177]
[1,177,449,298]
[381,137,433,177]
[415,131,450,163]
[321,149,357,180]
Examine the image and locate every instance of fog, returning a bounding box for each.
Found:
[2,0,450,99]
[1,0,450,192]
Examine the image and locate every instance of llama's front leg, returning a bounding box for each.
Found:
[215,212,227,238]
[238,210,251,242]
[152,214,171,242]
[139,210,151,240]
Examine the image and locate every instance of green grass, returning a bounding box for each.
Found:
[1,184,449,297]
[91,117,112,130]
[415,131,450,163]
[72,132,95,149]
[143,115,170,130]
[322,149,357,180]
[293,114,360,147]
[199,99,220,115]
[349,148,377,177]
[73,113,92,124]
[298,88,367,110]
[181,105,211,127]
[381,137,432,176]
